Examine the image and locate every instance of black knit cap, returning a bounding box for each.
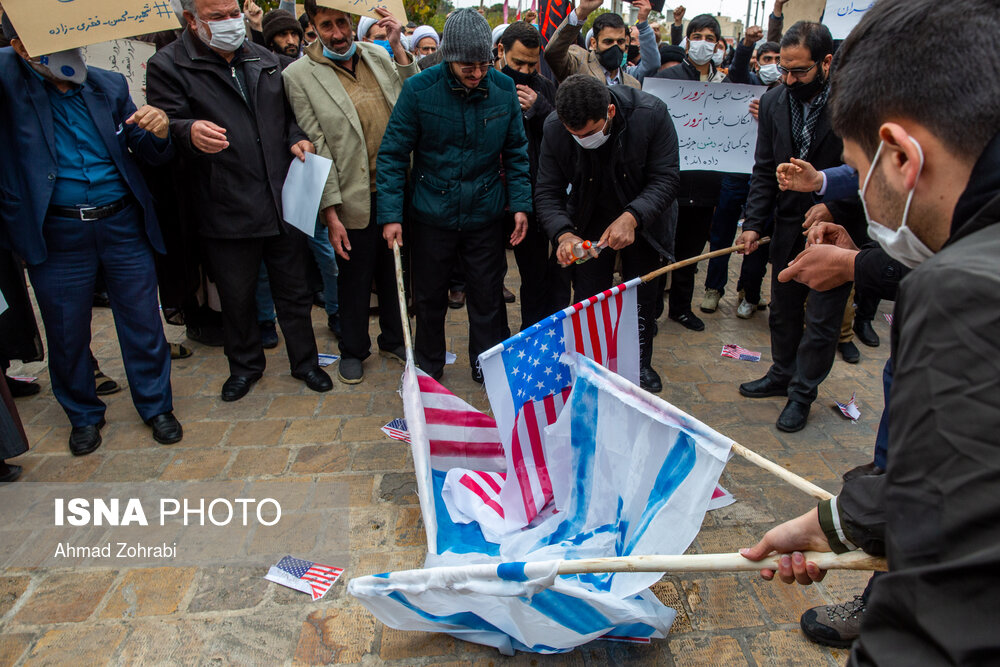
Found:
[262,9,303,47]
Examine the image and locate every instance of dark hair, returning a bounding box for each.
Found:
[592,12,626,41]
[499,21,540,52]
[658,43,685,64]
[756,40,779,57]
[780,21,833,62]
[832,0,1000,158]
[555,74,610,131]
[685,13,720,40]
[299,12,312,32]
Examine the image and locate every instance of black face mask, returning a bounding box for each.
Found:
[597,44,625,72]
[627,44,640,63]
[501,64,536,87]
[787,69,826,102]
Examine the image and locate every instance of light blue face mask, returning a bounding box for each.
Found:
[323,40,357,61]
[373,39,394,58]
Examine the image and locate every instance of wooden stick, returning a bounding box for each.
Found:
[640,237,771,284]
[392,242,415,365]
[557,550,885,575]
[730,442,834,501]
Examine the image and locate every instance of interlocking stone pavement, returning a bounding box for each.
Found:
[1,252,891,666]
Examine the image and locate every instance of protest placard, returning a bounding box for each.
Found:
[642,78,767,174]
[316,0,408,23]
[2,0,179,57]
[822,0,874,39]
[79,39,155,106]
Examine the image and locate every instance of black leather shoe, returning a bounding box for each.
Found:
[0,462,23,483]
[5,375,40,398]
[147,412,183,444]
[471,366,484,384]
[739,376,788,398]
[639,365,662,393]
[668,311,705,332]
[838,341,861,364]
[293,367,333,393]
[221,375,261,402]
[69,418,106,456]
[777,400,810,432]
[853,319,880,347]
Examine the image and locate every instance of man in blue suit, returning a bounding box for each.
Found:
[0,15,183,454]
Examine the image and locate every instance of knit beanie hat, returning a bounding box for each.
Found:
[439,8,492,63]
[262,9,303,47]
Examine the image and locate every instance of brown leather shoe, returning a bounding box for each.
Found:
[448,289,465,309]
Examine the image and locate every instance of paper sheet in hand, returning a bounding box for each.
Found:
[823,1,874,40]
[281,153,333,237]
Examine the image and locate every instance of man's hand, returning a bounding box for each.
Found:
[803,203,834,228]
[633,0,652,24]
[743,25,763,46]
[375,8,412,65]
[749,98,760,120]
[599,211,637,250]
[556,232,586,265]
[576,0,603,22]
[773,0,790,17]
[740,507,831,585]
[126,105,169,139]
[778,244,857,290]
[323,207,351,260]
[510,212,528,246]
[736,229,760,255]
[190,120,229,153]
[516,84,537,111]
[673,5,686,25]
[243,0,263,32]
[290,139,315,162]
[804,221,858,250]
[383,222,403,250]
[777,157,823,193]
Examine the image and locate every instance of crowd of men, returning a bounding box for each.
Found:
[1,0,998,661]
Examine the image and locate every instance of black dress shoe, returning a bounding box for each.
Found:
[69,418,106,456]
[853,319,880,347]
[739,376,788,398]
[0,461,23,483]
[777,400,810,433]
[668,311,705,332]
[5,375,40,398]
[185,325,225,347]
[147,412,183,444]
[838,341,861,364]
[639,365,662,393]
[293,367,333,393]
[221,375,261,402]
[448,290,465,309]
[471,366,484,384]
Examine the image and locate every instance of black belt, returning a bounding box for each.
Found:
[49,197,131,221]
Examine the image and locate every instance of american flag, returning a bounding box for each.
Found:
[481,279,641,529]
[884,313,893,326]
[419,373,506,472]
[836,391,861,422]
[264,556,344,601]
[721,344,761,362]
[381,418,410,443]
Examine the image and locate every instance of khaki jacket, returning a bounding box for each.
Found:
[282,41,419,229]
[544,16,640,89]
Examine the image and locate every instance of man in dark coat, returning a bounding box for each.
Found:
[741,1,1000,662]
[147,0,332,402]
[534,75,679,393]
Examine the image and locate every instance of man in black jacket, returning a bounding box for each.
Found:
[735,21,853,433]
[741,1,1000,663]
[147,0,332,402]
[535,75,679,392]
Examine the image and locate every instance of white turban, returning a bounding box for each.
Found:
[357,16,377,40]
[492,23,509,47]
[410,25,440,49]
[585,28,593,47]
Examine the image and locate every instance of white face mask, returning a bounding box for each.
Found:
[687,39,715,66]
[859,138,935,269]
[758,62,780,84]
[197,14,247,52]
[573,118,610,150]
[31,48,88,84]
[712,49,724,66]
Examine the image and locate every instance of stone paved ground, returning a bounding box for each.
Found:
[0,252,891,666]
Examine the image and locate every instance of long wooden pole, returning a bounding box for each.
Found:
[640,237,771,284]
[557,550,885,575]
[730,442,834,501]
[392,242,415,365]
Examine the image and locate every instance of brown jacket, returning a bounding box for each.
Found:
[543,16,640,89]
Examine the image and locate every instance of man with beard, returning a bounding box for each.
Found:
[262,9,304,58]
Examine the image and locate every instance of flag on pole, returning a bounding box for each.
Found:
[265,556,344,601]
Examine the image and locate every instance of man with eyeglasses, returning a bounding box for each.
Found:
[377,8,532,383]
[735,21,864,433]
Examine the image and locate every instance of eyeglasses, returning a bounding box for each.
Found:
[457,61,494,76]
[777,62,817,76]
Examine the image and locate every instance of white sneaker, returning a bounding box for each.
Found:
[737,298,757,319]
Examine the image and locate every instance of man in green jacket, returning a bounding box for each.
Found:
[377,8,533,382]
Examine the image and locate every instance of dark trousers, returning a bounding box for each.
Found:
[411,221,506,376]
[504,213,570,331]
[854,287,881,322]
[203,231,318,378]
[766,271,853,405]
[27,204,172,426]
[668,204,714,317]
[572,237,661,365]
[338,196,403,360]
[704,175,772,302]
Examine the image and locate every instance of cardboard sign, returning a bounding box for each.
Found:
[3,0,180,57]
[822,0,874,39]
[315,0,407,24]
[80,38,156,105]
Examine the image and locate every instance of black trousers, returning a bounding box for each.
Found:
[203,231,318,378]
[338,199,403,361]
[503,213,570,331]
[854,286,881,322]
[668,204,715,317]
[571,237,661,365]
[766,271,853,404]
[411,220,506,377]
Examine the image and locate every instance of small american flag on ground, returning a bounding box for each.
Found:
[721,344,761,362]
[382,418,410,443]
[265,556,343,601]
[884,313,893,326]
[836,392,861,422]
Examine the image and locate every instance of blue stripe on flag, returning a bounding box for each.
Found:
[529,589,612,635]
[497,562,528,582]
[602,622,658,639]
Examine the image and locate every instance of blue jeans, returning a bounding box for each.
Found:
[256,219,339,323]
